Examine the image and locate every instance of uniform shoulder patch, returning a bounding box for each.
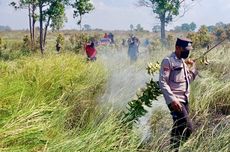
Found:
[163,66,170,72]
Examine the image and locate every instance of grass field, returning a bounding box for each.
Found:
[0,31,229,152]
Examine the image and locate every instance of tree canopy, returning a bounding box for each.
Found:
[72,0,94,30]
[138,0,195,42]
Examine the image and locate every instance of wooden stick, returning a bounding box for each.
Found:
[194,38,227,61]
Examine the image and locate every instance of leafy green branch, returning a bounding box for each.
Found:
[122,62,162,124]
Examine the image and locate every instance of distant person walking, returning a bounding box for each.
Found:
[85,42,97,61]
[159,38,198,151]
[108,32,115,44]
[104,33,108,38]
[56,42,61,53]
[122,38,126,46]
[143,38,150,47]
[127,34,140,62]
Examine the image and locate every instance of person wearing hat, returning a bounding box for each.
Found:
[159,38,198,150]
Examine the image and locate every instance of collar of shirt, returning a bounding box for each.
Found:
[171,52,184,62]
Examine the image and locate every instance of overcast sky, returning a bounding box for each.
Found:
[0,0,230,31]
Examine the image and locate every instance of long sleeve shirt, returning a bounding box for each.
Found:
[159,52,198,105]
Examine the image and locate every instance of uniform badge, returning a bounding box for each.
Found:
[163,66,170,72]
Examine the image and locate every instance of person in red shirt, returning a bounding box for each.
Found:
[85,42,97,61]
[104,33,108,38]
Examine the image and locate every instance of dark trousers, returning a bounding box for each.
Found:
[168,102,193,150]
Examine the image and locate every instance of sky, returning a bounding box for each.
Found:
[0,0,230,31]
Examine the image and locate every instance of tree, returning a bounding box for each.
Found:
[190,22,196,31]
[174,26,182,32]
[0,25,11,31]
[136,24,144,32]
[10,0,38,51]
[43,0,68,48]
[187,25,212,49]
[152,25,161,33]
[11,0,68,53]
[181,23,190,32]
[174,22,196,32]
[83,24,91,31]
[214,28,226,41]
[198,25,212,47]
[212,23,230,41]
[207,25,215,33]
[130,24,134,31]
[215,22,225,28]
[138,0,194,43]
[37,0,69,53]
[72,0,94,30]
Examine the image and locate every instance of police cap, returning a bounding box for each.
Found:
[176,38,193,50]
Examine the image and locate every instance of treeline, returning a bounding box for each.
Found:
[0,25,11,31]
[9,0,94,53]
[173,22,197,32]
[186,22,230,49]
[171,21,230,33]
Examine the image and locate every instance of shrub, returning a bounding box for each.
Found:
[148,38,163,52]
[187,25,213,49]
[69,33,89,53]
[21,35,31,54]
[56,33,65,46]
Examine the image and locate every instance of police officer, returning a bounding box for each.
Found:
[159,38,198,150]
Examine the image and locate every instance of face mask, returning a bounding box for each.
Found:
[180,49,190,59]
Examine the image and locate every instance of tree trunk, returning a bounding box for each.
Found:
[43,16,51,49]
[39,2,44,54]
[32,4,36,51]
[79,15,82,31]
[28,4,32,47]
[160,14,166,43]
